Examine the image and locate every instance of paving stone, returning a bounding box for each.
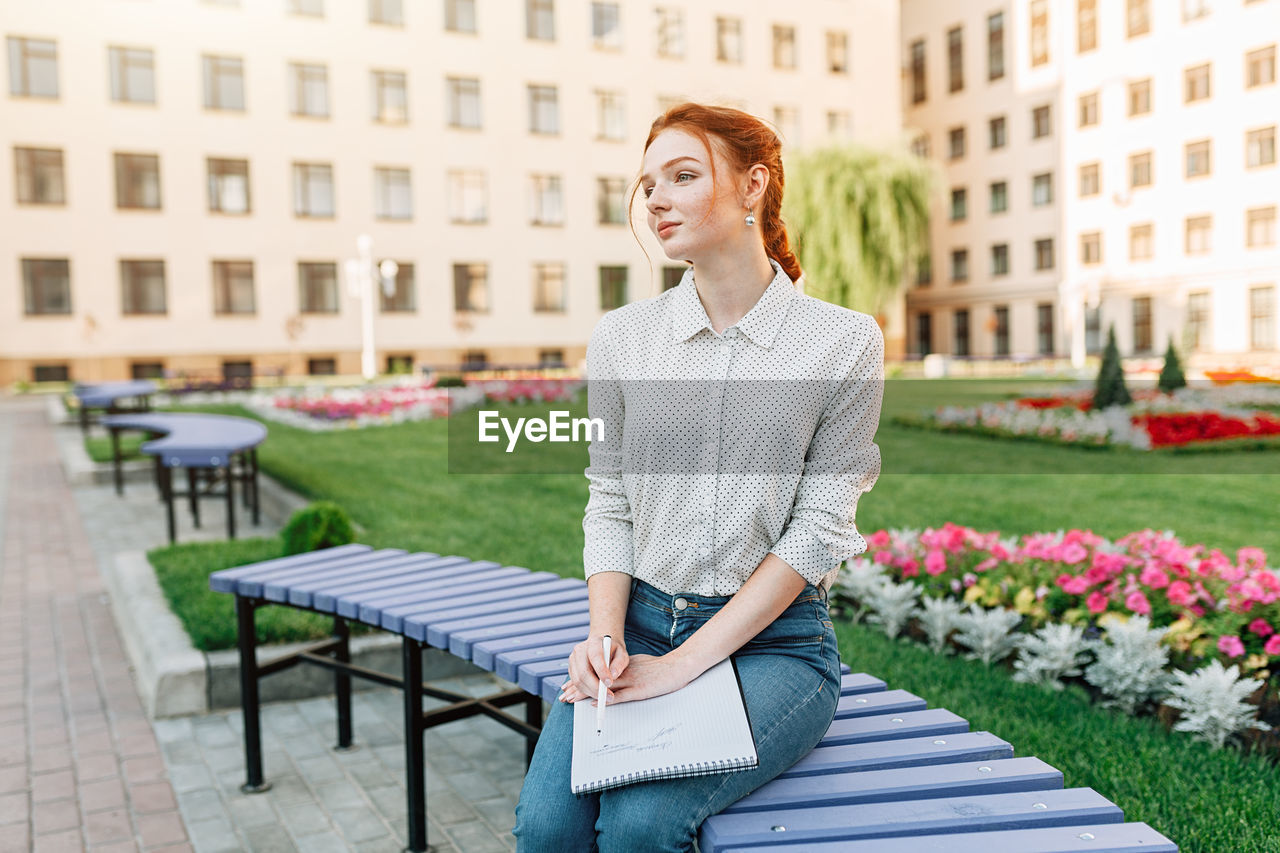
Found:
[313,779,365,812]
[166,763,215,795]
[184,816,241,853]
[329,806,393,844]
[223,790,278,830]
[242,823,298,853]
[293,753,344,785]
[277,800,332,838]
[175,788,228,824]
[442,818,513,853]
[288,830,350,853]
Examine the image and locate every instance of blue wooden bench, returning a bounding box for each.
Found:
[210,545,1179,853]
[72,379,158,435]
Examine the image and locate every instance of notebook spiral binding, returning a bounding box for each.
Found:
[572,755,759,795]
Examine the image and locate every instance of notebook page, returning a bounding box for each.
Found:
[570,658,757,794]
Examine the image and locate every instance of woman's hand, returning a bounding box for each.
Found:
[586,653,699,705]
[560,634,629,704]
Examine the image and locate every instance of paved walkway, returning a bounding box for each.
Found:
[0,397,525,852]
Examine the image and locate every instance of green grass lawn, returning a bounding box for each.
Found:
[145,379,1280,851]
[85,433,145,463]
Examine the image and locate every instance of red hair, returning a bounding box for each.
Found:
[629,102,802,284]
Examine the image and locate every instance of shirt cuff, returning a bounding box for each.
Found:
[769,523,842,587]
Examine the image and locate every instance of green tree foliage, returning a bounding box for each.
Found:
[1157,335,1187,394]
[1094,325,1133,409]
[281,501,356,556]
[783,144,934,314]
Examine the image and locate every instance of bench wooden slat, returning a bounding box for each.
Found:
[290,554,463,606]
[354,564,528,623]
[266,552,443,604]
[532,667,873,705]
[722,757,1062,815]
[494,641,582,683]
[780,732,1014,779]
[379,574,568,632]
[518,658,572,694]
[818,709,970,747]
[207,544,373,592]
[432,600,593,651]
[834,689,928,719]
[472,626,590,670]
[415,587,590,644]
[320,557,491,612]
[712,821,1176,853]
[698,787,1123,851]
[839,672,885,695]
[451,613,592,659]
[238,549,406,597]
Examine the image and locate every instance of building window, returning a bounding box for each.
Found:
[1079,162,1101,197]
[1251,285,1276,349]
[385,354,413,374]
[1080,231,1103,265]
[21,258,71,315]
[1185,140,1212,178]
[656,8,685,59]
[990,180,1008,213]
[527,0,555,40]
[910,133,930,159]
[380,262,415,312]
[593,90,627,141]
[108,46,155,104]
[213,260,255,315]
[662,266,685,291]
[374,167,412,220]
[1032,105,1052,138]
[207,158,249,214]
[1035,238,1055,271]
[533,262,566,312]
[1037,303,1055,354]
[369,0,404,26]
[114,153,161,209]
[372,70,408,123]
[1181,0,1210,23]
[33,365,70,383]
[1030,0,1049,67]
[950,187,967,221]
[994,306,1010,355]
[1247,206,1277,248]
[461,351,488,370]
[292,162,334,217]
[307,358,337,376]
[773,24,797,69]
[947,26,964,92]
[827,110,852,138]
[1078,0,1098,53]
[287,63,328,117]
[1085,303,1101,353]
[950,248,969,283]
[1128,78,1152,116]
[599,266,627,310]
[991,243,1009,276]
[202,55,244,110]
[530,174,564,225]
[528,84,559,134]
[1130,151,1154,188]
[131,362,165,380]
[597,177,627,225]
[453,263,489,312]
[446,76,481,128]
[1078,91,1099,127]
[1127,0,1151,37]
[445,0,476,33]
[953,309,970,356]
[1132,296,1153,353]
[773,106,800,147]
[120,260,166,315]
[948,126,966,160]
[1130,223,1155,261]
[916,312,932,356]
[915,252,932,286]
[448,169,487,223]
[14,147,65,205]
[298,262,338,313]
[827,31,849,74]
[1184,63,1211,103]
[910,39,926,103]
[1032,172,1054,206]
[716,17,743,63]
[988,115,1006,149]
[1185,215,1213,255]
[535,349,563,367]
[1247,126,1276,168]
[1186,291,1210,351]
[1247,45,1276,89]
[7,36,58,98]
[592,2,621,50]
[987,12,1005,81]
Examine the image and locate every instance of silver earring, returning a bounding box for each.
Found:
[745,210,756,226]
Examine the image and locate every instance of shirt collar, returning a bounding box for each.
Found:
[668,257,798,349]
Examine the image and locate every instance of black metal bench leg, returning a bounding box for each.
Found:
[402,638,431,853]
[160,465,176,545]
[334,616,355,751]
[237,596,272,794]
[187,468,200,529]
[251,448,261,526]
[225,464,237,539]
[111,427,124,496]
[525,695,542,767]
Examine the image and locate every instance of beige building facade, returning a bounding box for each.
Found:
[2,0,904,385]
[902,0,1279,370]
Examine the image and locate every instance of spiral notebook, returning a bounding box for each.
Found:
[569,658,758,795]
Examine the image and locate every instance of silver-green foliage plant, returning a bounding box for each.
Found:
[917,595,965,655]
[952,603,1024,665]
[1011,622,1094,690]
[864,578,920,640]
[1082,614,1177,714]
[1164,660,1273,749]
[836,557,889,625]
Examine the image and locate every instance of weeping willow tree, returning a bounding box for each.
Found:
[783,144,935,314]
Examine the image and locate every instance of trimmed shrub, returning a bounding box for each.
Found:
[281,501,356,556]
[1093,324,1132,409]
[1158,335,1187,393]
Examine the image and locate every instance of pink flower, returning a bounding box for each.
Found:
[974,557,999,572]
[1086,591,1110,614]
[1125,591,1151,615]
[873,550,894,564]
[924,549,948,576]
[1058,574,1091,596]
[1139,565,1170,590]
[867,529,891,548]
[1247,618,1274,637]
[1237,547,1268,573]
[1166,581,1195,607]
[1059,542,1088,565]
[1189,604,1205,617]
[962,572,978,588]
[1218,635,1245,658]
[901,559,919,578]
[1265,634,1280,656]
[950,578,962,594]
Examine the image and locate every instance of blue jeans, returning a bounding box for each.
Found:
[512,577,841,853]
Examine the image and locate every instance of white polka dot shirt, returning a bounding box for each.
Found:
[583,257,884,597]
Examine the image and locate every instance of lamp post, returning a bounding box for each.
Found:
[344,234,398,382]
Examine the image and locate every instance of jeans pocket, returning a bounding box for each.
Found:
[741,594,825,651]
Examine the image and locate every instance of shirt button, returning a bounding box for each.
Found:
[674,597,688,610]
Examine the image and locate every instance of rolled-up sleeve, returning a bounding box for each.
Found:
[582,316,635,580]
[769,316,884,586]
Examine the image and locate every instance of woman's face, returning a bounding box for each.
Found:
[640,128,745,263]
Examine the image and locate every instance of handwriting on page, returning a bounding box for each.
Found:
[589,725,677,756]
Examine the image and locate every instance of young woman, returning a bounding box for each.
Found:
[512,102,884,853]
